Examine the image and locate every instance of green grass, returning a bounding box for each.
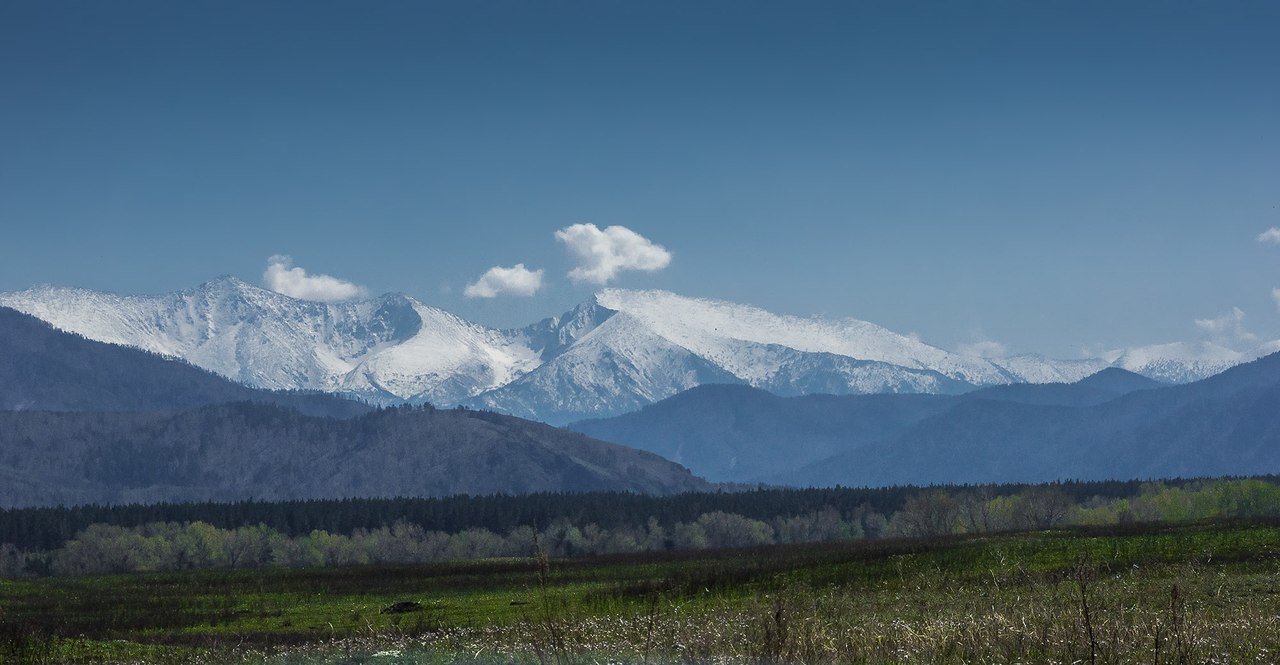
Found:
[5,520,1280,663]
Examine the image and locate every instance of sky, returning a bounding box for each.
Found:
[1,0,1278,358]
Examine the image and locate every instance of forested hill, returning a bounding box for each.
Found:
[0,306,368,418]
[0,402,709,508]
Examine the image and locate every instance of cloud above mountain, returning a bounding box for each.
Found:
[1261,229,1280,312]
[1194,307,1257,349]
[464,263,544,298]
[958,339,1008,358]
[555,223,672,284]
[263,255,367,302]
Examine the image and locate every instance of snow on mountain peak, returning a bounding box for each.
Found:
[0,279,1262,422]
[0,279,539,405]
[1104,341,1253,384]
[593,288,1007,385]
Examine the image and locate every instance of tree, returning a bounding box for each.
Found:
[1015,486,1073,529]
[958,488,1002,533]
[890,491,961,538]
[672,522,708,549]
[772,507,856,544]
[51,524,167,575]
[1211,479,1280,518]
[224,523,283,568]
[0,543,26,577]
[695,512,775,548]
[173,521,227,569]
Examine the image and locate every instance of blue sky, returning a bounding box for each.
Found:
[1,1,1278,357]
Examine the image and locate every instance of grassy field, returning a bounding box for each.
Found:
[4,520,1280,664]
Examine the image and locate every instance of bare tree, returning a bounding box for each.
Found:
[892,490,961,538]
[1016,486,1073,529]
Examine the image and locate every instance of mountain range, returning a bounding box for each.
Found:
[3,292,1278,504]
[0,277,1261,423]
[573,357,1280,487]
[812,351,1280,487]
[0,307,707,507]
[571,368,1166,482]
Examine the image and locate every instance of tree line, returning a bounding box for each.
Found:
[0,477,1233,551]
[4,478,1280,577]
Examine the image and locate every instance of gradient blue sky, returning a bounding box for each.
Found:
[2,1,1278,357]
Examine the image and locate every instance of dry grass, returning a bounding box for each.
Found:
[247,558,1280,665]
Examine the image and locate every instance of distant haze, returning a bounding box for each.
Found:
[1,1,1278,358]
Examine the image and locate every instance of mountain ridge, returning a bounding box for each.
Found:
[571,359,1278,485]
[0,306,368,418]
[797,351,1280,487]
[1,278,1261,423]
[0,402,710,508]
[0,307,709,507]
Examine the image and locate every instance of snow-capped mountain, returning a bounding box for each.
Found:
[0,279,1263,423]
[0,277,539,406]
[987,353,1110,385]
[592,289,1010,385]
[471,290,1001,421]
[1104,341,1248,384]
[471,310,745,420]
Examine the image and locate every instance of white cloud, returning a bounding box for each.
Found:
[957,339,1008,359]
[263,255,367,302]
[1194,306,1257,348]
[1257,227,1280,244]
[1080,344,1116,361]
[555,223,672,284]
[464,264,544,298]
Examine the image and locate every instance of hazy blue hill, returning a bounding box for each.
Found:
[963,367,1163,407]
[572,366,1214,484]
[0,306,368,418]
[1074,367,1165,392]
[800,352,1280,487]
[0,402,710,508]
[571,384,956,482]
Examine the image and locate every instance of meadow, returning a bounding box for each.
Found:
[4,519,1280,664]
